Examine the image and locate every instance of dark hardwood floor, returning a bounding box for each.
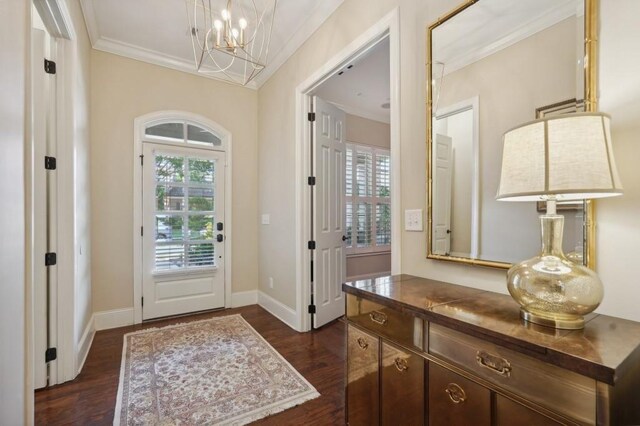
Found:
[35,305,345,425]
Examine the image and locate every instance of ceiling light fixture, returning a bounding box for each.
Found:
[186,0,278,86]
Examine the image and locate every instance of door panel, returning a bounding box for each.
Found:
[313,97,346,328]
[429,363,491,426]
[495,395,561,426]
[142,143,225,319]
[433,134,453,255]
[347,325,380,426]
[380,341,424,425]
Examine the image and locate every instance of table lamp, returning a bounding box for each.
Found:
[496,112,623,329]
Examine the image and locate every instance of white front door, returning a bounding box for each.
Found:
[142,143,225,320]
[312,97,346,328]
[433,134,453,255]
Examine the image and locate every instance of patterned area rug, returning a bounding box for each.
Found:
[114,315,319,425]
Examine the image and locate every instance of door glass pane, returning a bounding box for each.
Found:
[155,215,184,241]
[156,185,184,211]
[145,122,184,142]
[155,155,184,183]
[188,215,214,240]
[189,187,214,211]
[155,244,186,270]
[187,124,222,146]
[189,158,215,183]
[188,243,215,267]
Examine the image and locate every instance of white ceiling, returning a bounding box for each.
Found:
[80,0,344,89]
[314,38,390,124]
[433,0,582,75]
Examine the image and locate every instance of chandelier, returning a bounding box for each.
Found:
[186,0,278,86]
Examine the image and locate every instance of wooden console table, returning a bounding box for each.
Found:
[343,274,640,425]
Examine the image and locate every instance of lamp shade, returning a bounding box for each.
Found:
[496,113,623,201]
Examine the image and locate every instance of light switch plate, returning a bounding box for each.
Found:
[261,214,270,225]
[405,209,423,231]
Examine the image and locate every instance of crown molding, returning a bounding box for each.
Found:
[442,1,580,76]
[79,0,344,90]
[253,0,344,88]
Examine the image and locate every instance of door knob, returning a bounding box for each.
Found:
[216,222,224,231]
[446,229,451,234]
[342,235,347,241]
[216,234,224,242]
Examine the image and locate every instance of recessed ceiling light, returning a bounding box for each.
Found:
[381,102,390,109]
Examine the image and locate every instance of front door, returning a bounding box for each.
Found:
[312,97,346,328]
[142,143,225,320]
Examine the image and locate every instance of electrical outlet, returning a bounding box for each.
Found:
[405,209,423,231]
[262,214,270,225]
[269,277,274,288]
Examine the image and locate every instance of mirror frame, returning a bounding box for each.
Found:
[426,0,599,269]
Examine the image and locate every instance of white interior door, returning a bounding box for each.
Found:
[312,97,346,328]
[142,143,225,320]
[433,134,453,255]
[32,27,49,390]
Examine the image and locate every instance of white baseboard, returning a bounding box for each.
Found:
[346,271,392,282]
[257,291,299,331]
[94,307,135,331]
[76,315,95,375]
[231,290,258,308]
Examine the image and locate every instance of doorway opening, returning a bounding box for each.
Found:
[294,9,400,331]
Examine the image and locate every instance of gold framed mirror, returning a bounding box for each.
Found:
[426,0,598,269]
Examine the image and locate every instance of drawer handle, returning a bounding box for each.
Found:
[445,383,466,404]
[476,350,512,378]
[356,337,369,350]
[394,357,408,372]
[369,311,388,325]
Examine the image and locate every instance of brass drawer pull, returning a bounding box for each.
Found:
[369,311,388,325]
[476,350,512,378]
[394,357,409,372]
[445,383,466,404]
[356,337,369,350]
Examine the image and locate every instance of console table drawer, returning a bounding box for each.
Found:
[428,323,596,424]
[346,294,423,349]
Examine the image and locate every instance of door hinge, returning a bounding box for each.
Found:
[140,226,144,237]
[141,297,144,307]
[308,241,316,250]
[44,156,57,170]
[307,176,316,186]
[45,252,57,266]
[44,59,56,74]
[310,260,314,282]
[308,112,316,122]
[139,154,144,166]
[45,347,57,362]
[308,304,316,314]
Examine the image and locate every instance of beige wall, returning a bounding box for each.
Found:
[64,0,93,368]
[346,113,390,148]
[91,51,258,312]
[257,0,640,322]
[347,253,391,279]
[596,0,640,321]
[0,0,28,422]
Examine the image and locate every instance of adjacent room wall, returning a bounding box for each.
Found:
[257,0,640,323]
[345,113,391,279]
[90,51,259,315]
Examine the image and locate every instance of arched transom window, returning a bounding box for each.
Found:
[143,120,224,149]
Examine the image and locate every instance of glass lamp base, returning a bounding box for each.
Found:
[520,309,585,330]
